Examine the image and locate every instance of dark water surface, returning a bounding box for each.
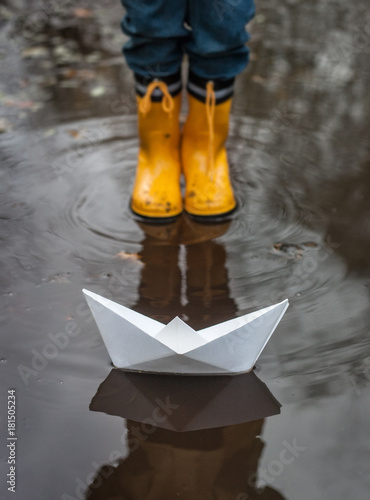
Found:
[1,1,370,499]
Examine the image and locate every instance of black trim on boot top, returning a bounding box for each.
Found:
[187,70,235,104]
[134,71,182,101]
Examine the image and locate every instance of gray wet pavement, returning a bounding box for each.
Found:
[0,0,370,499]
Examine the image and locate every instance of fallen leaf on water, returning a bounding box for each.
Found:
[73,8,93,18]
[272,243,304,259]
[0,118,11,133]
[21,46,48,59]
[115,251,141,261]
[62,68,77,79]
[62,68,96,80]
[5,99,36,109]
[67,129,81,139]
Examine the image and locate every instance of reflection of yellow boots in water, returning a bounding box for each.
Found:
[131,81,183,220]
[181,82,237,218]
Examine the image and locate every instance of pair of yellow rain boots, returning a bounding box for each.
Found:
[130,80,236,221]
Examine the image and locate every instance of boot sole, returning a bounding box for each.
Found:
[184,203,238,224]
[130,204,182,225]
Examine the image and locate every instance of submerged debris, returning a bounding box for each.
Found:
[21,46,49,59]
[272,243,304,259]
[114,251,142,262]
[271,241,319,259]
[73,8,93,19]
[0,118,11,133]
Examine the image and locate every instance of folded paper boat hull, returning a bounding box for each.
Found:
[83,289,289,375]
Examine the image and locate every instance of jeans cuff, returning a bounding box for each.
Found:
[187,70,235,104]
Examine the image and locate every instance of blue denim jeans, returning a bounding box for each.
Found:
[120,0,256,80]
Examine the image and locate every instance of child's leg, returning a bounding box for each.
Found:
[181,0,255,218]
[185,0,255,81]
[120,0,188,219]
[121,0,188,82]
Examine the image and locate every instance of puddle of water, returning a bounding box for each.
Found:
[1,1,370,499]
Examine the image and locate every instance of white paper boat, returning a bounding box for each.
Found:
[83,289,289,375]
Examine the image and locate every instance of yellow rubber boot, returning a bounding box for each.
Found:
[181,82,236,218]
[131,81,182,220]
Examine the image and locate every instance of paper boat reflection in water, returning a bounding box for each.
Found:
[90,369,281,432]
[83,289,289,375]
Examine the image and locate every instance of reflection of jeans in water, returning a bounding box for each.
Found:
[120,0,256,80]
